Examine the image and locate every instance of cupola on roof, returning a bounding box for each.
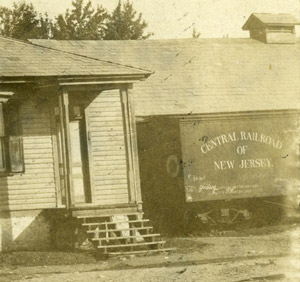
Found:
[242,13,300,44]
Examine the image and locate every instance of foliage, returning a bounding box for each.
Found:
[0,1,51,40]
[104,0,152,40]
[192,27,200,39]
[52,0,108,40]
[0,0,152,40]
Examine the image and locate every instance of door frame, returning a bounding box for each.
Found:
[55,92,97,208]
[54,85,142,210]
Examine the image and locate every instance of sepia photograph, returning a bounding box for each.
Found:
[0,0,300,281]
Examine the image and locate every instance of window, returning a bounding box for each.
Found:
[0,102,24,174]
[268,26,294,33]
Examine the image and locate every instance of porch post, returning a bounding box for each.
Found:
[58,90,75,209]
[120,87,143,211]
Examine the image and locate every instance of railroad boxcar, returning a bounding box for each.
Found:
[137,111,300,233]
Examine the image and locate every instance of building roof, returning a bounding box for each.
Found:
[243,13,300,30]
[31,38,300,116]
[0,36,150,80]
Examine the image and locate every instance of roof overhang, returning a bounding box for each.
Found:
[0,91,14,102]
[0,72,151,83]
[0,72,151,97]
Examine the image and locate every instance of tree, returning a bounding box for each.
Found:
[0,2,51,40]
[0,0,152,40]
[104,0,152,40]
[52,0,108,40]
[192,27,200,39]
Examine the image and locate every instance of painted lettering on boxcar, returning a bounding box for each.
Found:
[180,114,300,202]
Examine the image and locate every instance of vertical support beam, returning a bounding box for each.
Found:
[58,90,75,209]
[120,86,143,211]
[120,88,136,204]
[84,106,96,204]
[50,106,62,207]
[126,88,142,210]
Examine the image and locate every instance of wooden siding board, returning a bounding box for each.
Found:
[91,136,125,142]
[89,90,129,206]
[94,184,128,190]
[95,191,129,196]
[96,194,129,200]
[0,196,56,204]
[1,193,55,200]
[95,198,129,205]
[0,99,57,211]
[91,130,125,137]
[1,184,55,190]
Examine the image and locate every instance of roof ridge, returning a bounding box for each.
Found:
[30,39,152,74]
[31,38,262,45]
[0,35,35,45]
[0,35,151,75]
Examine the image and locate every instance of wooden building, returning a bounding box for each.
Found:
[0,36,172,254]
[31,13,300,233]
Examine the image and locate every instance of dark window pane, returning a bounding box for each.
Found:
[0,138,5,171]
[9,136,24,173]
[0,104,4,137]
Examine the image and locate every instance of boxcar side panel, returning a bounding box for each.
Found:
[180,112,300,202]
[137,116,186,232]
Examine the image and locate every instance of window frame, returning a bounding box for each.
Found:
[0,102,24,176]
[0,103,6,173]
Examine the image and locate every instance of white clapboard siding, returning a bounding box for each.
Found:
[89,90,129,205]
[0,100,56,210]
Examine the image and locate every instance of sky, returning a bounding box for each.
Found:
[0,0,300,38]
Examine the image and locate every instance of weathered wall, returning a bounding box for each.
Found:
[0,210,52,251]
[88,90,129,205]
[0,96,57,251]
[137,116,186,233]
[0,97,57,211]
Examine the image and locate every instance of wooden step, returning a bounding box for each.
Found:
[108,248,176,256]
[77,212,143,219]
[73,212,173,256]
[92,233,160,241]
[98,241,166,249]
[87,226,153,234]
[72,207,140,218]
[82,219,149,227]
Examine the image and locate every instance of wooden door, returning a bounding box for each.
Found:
[55,103,92,206]
[69,120,86,203]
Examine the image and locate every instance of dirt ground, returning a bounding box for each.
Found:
[0,222,299,282]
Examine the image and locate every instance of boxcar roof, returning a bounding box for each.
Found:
[0,36,150,80]
[31,38,300,116]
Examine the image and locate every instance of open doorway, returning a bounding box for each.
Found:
[55,99,92,206]
[69,105,91,204]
